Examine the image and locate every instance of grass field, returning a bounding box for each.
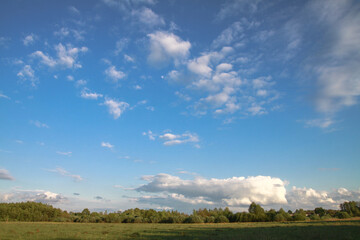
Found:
[1,219,360,240]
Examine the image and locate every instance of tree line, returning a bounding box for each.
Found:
[0,201,359,223]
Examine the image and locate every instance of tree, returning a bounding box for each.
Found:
[340,201,360,217]
[248,202,266,221]
[314,207,326,217]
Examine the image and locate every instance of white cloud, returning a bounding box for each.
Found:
[216,63,233,72]
[103,98,129,119]
[175,91,191,101]
[285,186,355,210]
[134,85,142,90]
[256,89,268,97]
[75,79,87,87]
[187,54,213,77]
[304,118,335,129]
[30,120,49,128]
[114,38,129,55]
[315,64,360,113]
[54,27,70,37]
[216,0,261,21]
[148,31,191,66]
[0,93,10,100]
[17,65,37,87]
[47,167,83,182]
[23,33,37,46]
[136,174,287,211]
[124,54,135,63]
[212,21,243,48]
[101,141,114,149]
[131,7,165,27]
[104,65,126,82]
[142,130,156,140]
[307,0,360,115]
[134,173,360,211]
[68,6,80,15]
[54,27,85,41]
[252,76,273,89]
[31,51,57,67]
[81,88,103,100]
[31,43,88,69]
[67,75,74,81]
[0,189,66,204]
[0,168,15,180]
[56,151,72,156]
[145,130,200,146]
[0,36,10,47]
[102,0,156,12]
[248,103,266,116]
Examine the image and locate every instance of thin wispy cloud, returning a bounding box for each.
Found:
[56,151,72,156]
[47,167,83,182]
[30,120,49,128]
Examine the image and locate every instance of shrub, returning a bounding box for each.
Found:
[215,215,229,223]
[184,215,204,223]
[309,214,320,220]
[205,216,215,223]
[336,212,351,219]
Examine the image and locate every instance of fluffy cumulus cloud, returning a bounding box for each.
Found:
[31,43,88,69]
[171,45,278,116]
[287,187,360,210]
[143,130,200,147]
[136,174,287,211]
[104,65,126,83]
[133,173,360,212]
[0,168,15,180]
[148,31,191,66]
[0,189,66,204]
[103,98,129,119]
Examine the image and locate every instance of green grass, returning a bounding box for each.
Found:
[1,219,360,240]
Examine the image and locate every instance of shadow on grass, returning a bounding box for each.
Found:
[135,225,360,240]
[50,224,360,240]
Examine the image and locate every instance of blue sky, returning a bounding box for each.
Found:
[1,0,360,212]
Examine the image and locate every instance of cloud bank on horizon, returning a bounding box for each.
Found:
[0,0,359,212]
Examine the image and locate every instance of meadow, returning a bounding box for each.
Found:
[1,219,360,240]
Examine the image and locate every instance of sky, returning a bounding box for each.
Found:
[0,0,360,213]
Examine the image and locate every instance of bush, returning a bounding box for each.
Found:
[321,214,332,220]
[215,215,229,223]
[309,214,320,220]
[184,215,204,223]
[205,216,215,223]
[336,212,351,219]
[274,214,287,222]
